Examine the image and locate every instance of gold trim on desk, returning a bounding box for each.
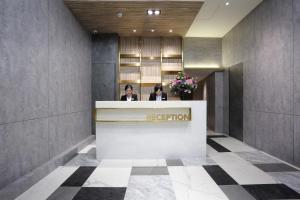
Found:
[95,120,190,123]
[95,107,192,122]
[96,107,191,110]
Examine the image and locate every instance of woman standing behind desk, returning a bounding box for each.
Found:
[149,84,167,101]
[120,84,138,101]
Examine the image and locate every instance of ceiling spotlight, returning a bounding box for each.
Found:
[151,29,155,32]
[169,29,173,33]
[147,9,161,16]
[147,10,154,15]
[133,29,137,33]
[154,10,161,15]
[225,2,230,6]
[117,12,123,18]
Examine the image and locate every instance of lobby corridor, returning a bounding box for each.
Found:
[16,133,300,200]
[2,0,300,199]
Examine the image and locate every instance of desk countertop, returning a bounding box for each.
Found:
[95,101,206,108]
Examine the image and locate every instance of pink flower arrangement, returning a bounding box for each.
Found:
[169,72,198,94]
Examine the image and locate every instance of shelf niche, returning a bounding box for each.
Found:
[119,37,183,101]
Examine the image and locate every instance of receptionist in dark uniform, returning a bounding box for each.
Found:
[121,84,138,101]
[149,84,167,101]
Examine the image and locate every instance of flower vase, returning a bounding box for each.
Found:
[180,91,193,100]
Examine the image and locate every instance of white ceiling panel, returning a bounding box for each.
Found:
[186,0,263,37]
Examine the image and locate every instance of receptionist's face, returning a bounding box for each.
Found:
[126,88,133,96]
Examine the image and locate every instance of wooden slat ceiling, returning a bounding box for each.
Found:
[64,0,203,36]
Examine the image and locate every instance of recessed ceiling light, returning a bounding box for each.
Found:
[154,10,160,15]
[151,29,155,32]
[225,2,230,6]
[169,29,173,33]
[133,29,137,32]
[147,10,154,15]
[117,12,123,17]
[147,9,161,16]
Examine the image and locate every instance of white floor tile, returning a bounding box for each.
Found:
[168,166,229,200]
[83,167,131,187]
[210,152,245,164]
[65,153,100,166]
[235,151,282,164]
[211,138,256,152]
[182,157,216,166]
[211,153,277,185]
[99,159,133,167]
[99,159,167,167]
[132,159,167,167]
[79,144,96,154]
[124,175,176,200]
[207,145,220,157]
[15,166,78,200]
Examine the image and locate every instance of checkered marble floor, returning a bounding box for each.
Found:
[16,134,300,200]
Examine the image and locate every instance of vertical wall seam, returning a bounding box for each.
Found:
[47,0,50,160]
[292,0,295,164]
[253,4,257,149]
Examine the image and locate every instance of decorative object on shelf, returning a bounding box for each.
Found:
[169,72,198,100]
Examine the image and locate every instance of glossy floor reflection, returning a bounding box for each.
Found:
[16,134,300,200]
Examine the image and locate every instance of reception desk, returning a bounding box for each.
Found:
[95,101,207,160]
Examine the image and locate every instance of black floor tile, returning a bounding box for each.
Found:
[166,159,184,166]
[207,135,227,138]
[203,165,238,185]
[61,167,96,187]
[73,187,126,200]
[131,167,169,175]
[220,185,256,200]
[242,184,300,200]
[207,138,231,152]
[254,163,299,172]
[47,187,81,200]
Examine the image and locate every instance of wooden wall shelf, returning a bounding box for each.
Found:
[162,70,182,73]
[162,55,182,58]
[120,63,140,67]
[119,80,140,84]
[119,37,183,101]
[141,57,161,60]
[120,54,140,58]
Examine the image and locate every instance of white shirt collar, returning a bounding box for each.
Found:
[127,96,132,101]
